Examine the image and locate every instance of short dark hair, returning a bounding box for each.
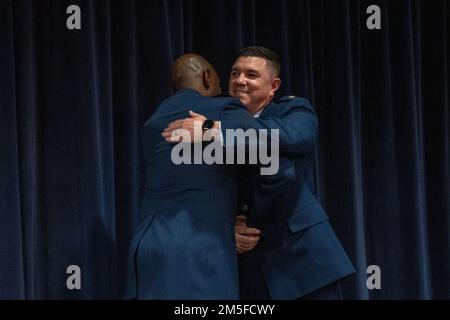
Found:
[236,46,281,76]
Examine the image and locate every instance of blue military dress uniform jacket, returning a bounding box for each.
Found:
[221,96,356,299]
[123,89,247,299]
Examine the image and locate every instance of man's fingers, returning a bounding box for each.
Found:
[161,129,184,143]
[237,243,258,251]
[235,232,260,241]
[189,110,201,118]
[161,130,175,139]
[189,110,206,119]
[161,131,172,139]
[236,241,256,253]
[164,119,192,133]
[235,225,261,236]
[235,215,248,227]
[236,232,259,253]
[235,239,260,251]
[235,233,260,246]
[164,120,183,131]
[237,243,254,252]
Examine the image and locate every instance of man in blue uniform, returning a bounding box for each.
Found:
[164,46,355,299]
[123,53,248,299]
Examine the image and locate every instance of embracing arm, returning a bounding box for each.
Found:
[220,98,318,157]
[162,97,318,158]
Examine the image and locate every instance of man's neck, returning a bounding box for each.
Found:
[249,98,273,115]
[177,84,206,96]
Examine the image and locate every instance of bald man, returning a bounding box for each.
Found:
[123,54,256,299]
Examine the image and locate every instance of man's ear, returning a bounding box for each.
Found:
[271,77,281,92]
[202,69,211,91]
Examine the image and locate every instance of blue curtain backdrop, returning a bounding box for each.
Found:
[0,0,448,299]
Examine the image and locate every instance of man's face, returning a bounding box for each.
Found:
[228,56,280,113]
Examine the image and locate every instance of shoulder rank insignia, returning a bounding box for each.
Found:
[279,95,298,103]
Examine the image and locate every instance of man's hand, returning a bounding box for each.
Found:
[162,111,206,143]
[235,215,261,254]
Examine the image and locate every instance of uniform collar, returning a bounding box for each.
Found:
[253,109,264,118]
[258,101,277,118]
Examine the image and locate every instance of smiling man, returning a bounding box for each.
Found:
[163,46,355,300]
[229,51,281,115]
